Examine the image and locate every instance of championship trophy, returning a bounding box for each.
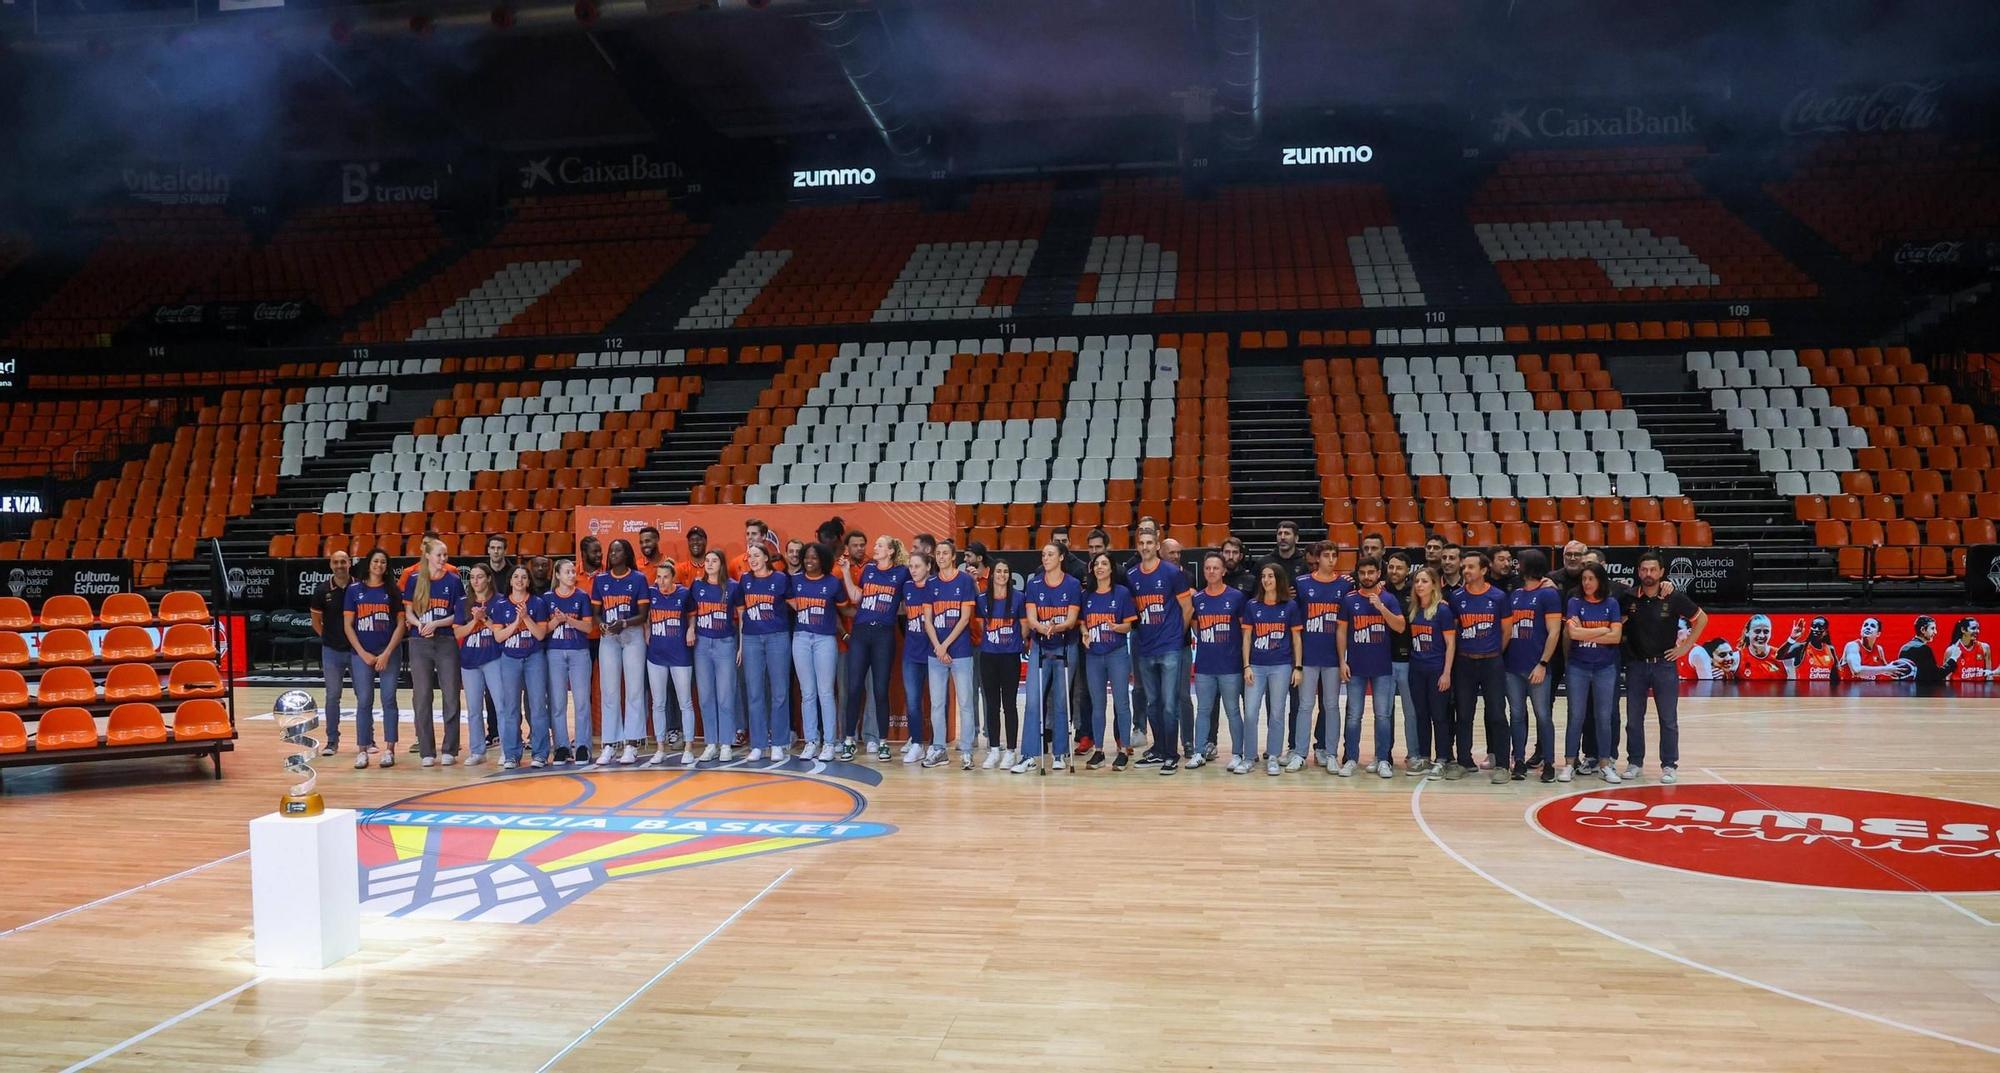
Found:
[275,688,325,816]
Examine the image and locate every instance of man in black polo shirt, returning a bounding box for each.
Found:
[309,549,356,757]
[1220,536,1255,593]
[1259,519,1308,584]
[1384,550,1426,773]
[1623,550,1707,785]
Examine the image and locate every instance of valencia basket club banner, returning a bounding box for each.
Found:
[1681,611,1998,685]
[571,502,958,570]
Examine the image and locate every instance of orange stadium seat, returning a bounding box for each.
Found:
[100,626,159,662]
[37,666,98,706]
[106,703,168,746]
[33,707,98,751]
[0,598,31,630]
[38,594,94,628]
[36,629,95,665]
[105,663,163,702]
[97,593,154,626]
[0,670,27,708]
[171,699,233,742]
[0,711,25,755]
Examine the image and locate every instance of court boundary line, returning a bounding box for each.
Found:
[0,850,250,940]
[1411,779,2000,1056]
[57,973,269,1073]
[535,867,794,1072]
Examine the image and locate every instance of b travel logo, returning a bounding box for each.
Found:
[1532,784,2000,893]
[358,766,895,923]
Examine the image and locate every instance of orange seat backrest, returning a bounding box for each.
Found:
[37,665,98,705]
[157,591,213,624]
[0,633,25,668]
[100,626,159,662]
[34,707,98,751]
[0,597,31,630]
[161,623,217,659]
[0,669,26,708]
[38,594,95,628]
[172,698,233,742]
[0,710,25,754]
[107,703,168,746]
[105,663,163,701]
[166,660,224,697]
[98,593,154,626]
[36,628,95,665]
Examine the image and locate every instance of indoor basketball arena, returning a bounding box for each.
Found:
[2,1,1997,1070]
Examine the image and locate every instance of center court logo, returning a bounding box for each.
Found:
[357,767,895,923]
[1532,784,2000,893]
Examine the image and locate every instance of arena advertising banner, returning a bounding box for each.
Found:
[1680,611,1997,685]
[571,502,958,569]
[142,300,318,343]
[1594,546,1752,603]
[332,159,452,206]
[216,557,284,611]
[1968,545,2000,605]
[0,352,19,393]
[1476,97,1707,148]
[509,145,694,197]
[1776,79,1947,136]
[2,559,133,611]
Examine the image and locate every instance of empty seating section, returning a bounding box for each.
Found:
[180,203,446,317]
[1081,179,1417,312]
[1471,147,1815,303]
[0,397,186,480]
[4,206,249,349]
[2,391,282,585]
[682,183,1051,329]
[1763,345,2000,579]
[346,191,705,343]
[280,383,389,477]
[284,374,701,559]
[0,590,233,764]
[1767,134,2000,261]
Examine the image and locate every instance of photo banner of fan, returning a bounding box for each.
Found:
[572,502,958,570]
[1680,610,1997,685]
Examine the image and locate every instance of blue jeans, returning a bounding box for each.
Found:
[694,635,740,745]
[842,622,896,744]
[491,655,527,764]
[929,653,978,751]
[320,644,353,748]
[1296,664,1342,760]
[648,660,695,746]
[1410,662,1451,761]
[514,650,551,762]
[1192,671,1242,760]
[1021,642,1075,759]
[794,632,839,746]
[1566,660,1620,763]
[547,645,593,754]
[1345,671,1396,764]
[902,658,931,744]
[1504,668,1555,768]
[741,631,793,750]
[348,648,399,749]
[600,627,648,744]
[1393,661,1427,761]
[1625,658,1680,767]
[1084,646,1133,749]
[1243,664,1290,761]
[1134,649,1183,757]
[462,661,501,760]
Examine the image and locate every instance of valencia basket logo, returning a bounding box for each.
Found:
[358,768,895,923]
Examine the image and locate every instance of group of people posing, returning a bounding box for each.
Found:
[305,515,1709,786]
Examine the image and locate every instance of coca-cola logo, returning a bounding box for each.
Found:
[1780,80,1944,135]
[153,304,204,324]
[1894,240,1964,266]
[253,300,304,322]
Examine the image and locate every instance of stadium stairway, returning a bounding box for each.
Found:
[1012,183,1103,318]
[163,385,454,592]
[614,374,764,506]
[302,220,491,347]
[1387,170,1510,307]
[1227,362,1326,543]
[606,202,785,336]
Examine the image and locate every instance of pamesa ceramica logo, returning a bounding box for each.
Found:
[357,767,894,923]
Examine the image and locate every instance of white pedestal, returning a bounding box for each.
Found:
[250,808,360,970]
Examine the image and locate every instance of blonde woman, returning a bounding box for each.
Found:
[403,537,467,766]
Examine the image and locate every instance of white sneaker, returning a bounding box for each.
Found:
[745,747,764,762]
[719,745,734,763]
[354,752,370,770]
[500,760,517,771]
[530,758,546,769]
[646,749,668,766]
[620,745,639,765]
[1601,767,1622,784]
[1621,763,1642,780]
[1283,752,1305,773]
[921,746,948,768]
[466,753,484,767]
[681,748,697,765]
[1336,760,1356,777]
[982,748,1001,769]
[1557,764,1574,783]
[1010,757,1036,774]
[902,741,922,763]
[596,746,616,766]
[421,756,437,768]
[961,750,974,770]
[1051,755,1066,771]
[440,753,456,767]
[1661,766,1678,784]
[1186,754,1207,769]
[697,744,719,762]
[817,744,835,762]
[1376,760,1394,778]
[1266,758,1282,776]
[1001,749,1017,769]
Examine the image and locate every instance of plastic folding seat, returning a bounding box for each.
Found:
[36,665,96,705]
[0,598,30,631]
[37,629,94,665]
[171,698,232,741]
[33,707,99,751]
[38,594,94,628]
[107,703,168,746]
[98,592,153,626]
[158,592,213,624]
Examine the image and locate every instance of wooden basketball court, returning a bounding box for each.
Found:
[3,685,1997,1072]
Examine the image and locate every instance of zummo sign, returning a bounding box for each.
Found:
[1280,145,1375,166]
